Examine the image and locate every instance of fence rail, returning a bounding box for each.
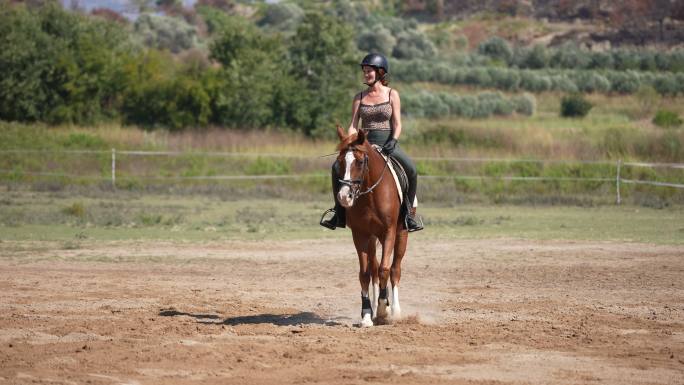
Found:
[1,149,683,204]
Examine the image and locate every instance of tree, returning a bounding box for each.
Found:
[208,15,285,128]
[286,12,358,136]
[0,2,132,124]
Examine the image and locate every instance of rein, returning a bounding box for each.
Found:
[339,146,390,199]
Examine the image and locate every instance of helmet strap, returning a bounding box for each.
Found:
[363,68,384,87]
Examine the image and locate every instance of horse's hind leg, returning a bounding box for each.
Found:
[352,231,374,327]
[368,236,379,317]
[391,229,408,319]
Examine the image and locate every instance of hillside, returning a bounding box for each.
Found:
[405,0,684,48]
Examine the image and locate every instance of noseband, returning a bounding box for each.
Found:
[339,146,389,201]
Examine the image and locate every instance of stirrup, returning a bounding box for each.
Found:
[406,213,424,232]
[320,208,338,230]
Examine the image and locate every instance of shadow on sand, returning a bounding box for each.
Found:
[159,309,342,327]
[222,312,341,326]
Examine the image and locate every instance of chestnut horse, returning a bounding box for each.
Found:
[335,126,408,327]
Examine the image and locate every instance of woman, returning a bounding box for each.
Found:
[321,53,423,232]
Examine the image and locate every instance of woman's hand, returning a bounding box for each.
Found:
[382,138,397,155]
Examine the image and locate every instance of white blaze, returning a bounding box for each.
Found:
[338,150,356,208]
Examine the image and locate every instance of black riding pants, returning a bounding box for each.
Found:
[331,130,418,207]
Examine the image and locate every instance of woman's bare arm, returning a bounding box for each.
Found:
[390,89,401,140]
[347,93,362,136]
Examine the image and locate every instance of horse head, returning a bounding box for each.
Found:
[335,125,369,208]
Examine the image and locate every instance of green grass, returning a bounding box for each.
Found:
[1,89,682,207]
[0,192,682,246]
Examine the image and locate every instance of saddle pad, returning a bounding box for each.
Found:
[372,145,417,208]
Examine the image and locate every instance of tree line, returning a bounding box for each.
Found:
[0,1,359,136]
[1,1,682,134]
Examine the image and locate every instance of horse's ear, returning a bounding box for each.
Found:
[336,124,346,141]
[355,129,366,145]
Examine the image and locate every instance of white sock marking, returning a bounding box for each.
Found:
[392,285,401,318]
[372,282,379,316]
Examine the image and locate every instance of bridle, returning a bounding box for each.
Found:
[338,145,390,201]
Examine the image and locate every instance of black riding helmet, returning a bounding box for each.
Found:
[360,53,389,86]
[360,53,389,74]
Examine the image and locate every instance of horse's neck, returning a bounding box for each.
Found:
[364,144,389,186]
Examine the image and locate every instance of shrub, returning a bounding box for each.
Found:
[550,43,590,70]
[588,51,614,70]
[246,157,291,175]
[551,75,579,93]
[402,91,525,119]
[519,72,551,92]
[476,92,513,117]
[573,72,610,93]
[122,76,211,130]
[465,68,492,87]
[613,50,641,71]
[443,95,477,118]
[392,29,436,59]
[635,85,660,117]
[512,93,536,116]
[59,133,107,149]
[478,36,513,63]
[652,110,683,128]
[609,71,641,94]
[356,27,396,57]
[62,202,86,219]
[652,74,680,96]
[433,63,456,83]
[520,44,548,69]
[257,2,304,32]
[134,14,197,53]
[422,92,449,118]
[560,94,592,118]
[489,68,520,91]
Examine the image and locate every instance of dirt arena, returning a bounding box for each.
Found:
[0,238,683,384]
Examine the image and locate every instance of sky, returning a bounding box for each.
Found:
[60,0,200,19]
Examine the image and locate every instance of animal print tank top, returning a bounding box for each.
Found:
[359,89,392,131]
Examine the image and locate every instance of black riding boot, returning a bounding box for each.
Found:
[405,174,423,232]
[320,162,346,230]
[406,206,423,232]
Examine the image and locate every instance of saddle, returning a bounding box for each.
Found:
[372,146,416,223]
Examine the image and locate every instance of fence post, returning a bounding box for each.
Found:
[616,159,621,205]
[111,148,116,188]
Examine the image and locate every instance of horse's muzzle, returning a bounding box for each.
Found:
[338,186,355,208]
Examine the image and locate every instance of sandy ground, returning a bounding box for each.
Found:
[0,238,683,385]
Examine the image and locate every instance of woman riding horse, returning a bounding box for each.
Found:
[321,53,423,232]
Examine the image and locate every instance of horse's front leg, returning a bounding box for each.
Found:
[368,236,379,318]
[352,231,373,327]
[376,228,397,321]
[391,229,408,319]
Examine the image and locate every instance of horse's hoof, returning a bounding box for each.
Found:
[392,306,402,319]
[376,299,389,319]
[360,314,373,327]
